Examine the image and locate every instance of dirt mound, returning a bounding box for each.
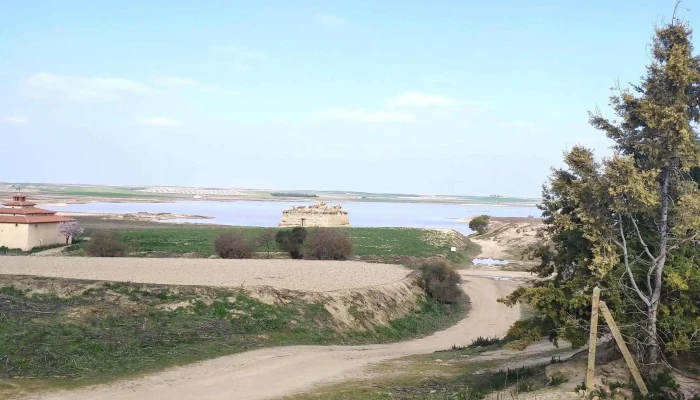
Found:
[0,272,426,333]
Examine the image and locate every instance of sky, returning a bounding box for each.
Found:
[0,0,696,197]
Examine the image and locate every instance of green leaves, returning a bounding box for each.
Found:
[502,21,700,361]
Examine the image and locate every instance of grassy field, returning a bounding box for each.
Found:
[0,276,466,396]
[288,345,566,400]
[69,218,480,263]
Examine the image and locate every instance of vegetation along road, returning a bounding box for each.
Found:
[19,269,528,400]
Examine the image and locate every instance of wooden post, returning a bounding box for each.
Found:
[586,287,601,391]
[599,301,649,396]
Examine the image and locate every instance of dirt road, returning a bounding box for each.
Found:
[23,270,527,400]
[0,257,408,292]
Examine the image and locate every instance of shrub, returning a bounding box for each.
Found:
[303,228,353,260]
[257,228,277,259]
[84,231,127,257]
[275,227,307,259]
[419,261,462,303]
[214,232,255,259]
[469,214,491,235]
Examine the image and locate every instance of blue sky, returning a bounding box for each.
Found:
[0,1,693,197]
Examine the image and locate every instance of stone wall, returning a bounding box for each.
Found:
[279,202,350,227]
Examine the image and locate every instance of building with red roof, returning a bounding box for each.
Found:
[0,194,76,251]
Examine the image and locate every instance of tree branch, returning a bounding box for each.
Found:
[614,216,652,307]
[630,217,658,263]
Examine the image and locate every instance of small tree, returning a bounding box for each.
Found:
[303,228,353,260]
[84,231,127,257]
[57,221,84,245]
[257,228,277,259]
[214,232,255,259]
[469,215,491,235]
[275,227,307,259]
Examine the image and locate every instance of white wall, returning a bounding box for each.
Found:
[0,223,30,250]
[28,223,70,250]
[0,222,70,251]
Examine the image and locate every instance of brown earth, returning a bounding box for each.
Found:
[0,257,409,292]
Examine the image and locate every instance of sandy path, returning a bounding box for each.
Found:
[472,236,508,259]
[21,270,528,400]
[0,257,408,292]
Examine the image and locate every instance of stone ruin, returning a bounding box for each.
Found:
[278,201,350,227]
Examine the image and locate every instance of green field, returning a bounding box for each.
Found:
[71,223,480,262]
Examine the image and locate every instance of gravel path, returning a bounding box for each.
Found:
[0,256,409,292]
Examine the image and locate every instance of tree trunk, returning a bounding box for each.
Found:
[646,166,670,373]
[647,302,661,370]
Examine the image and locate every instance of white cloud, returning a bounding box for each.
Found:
[152,76,197,88]
[139,117,182,127]
[386,92,456,108]
[0,115,28,125]
[314,109,415,123]
[152,76,234,95]
[316,14,350,27]
[22,73,152,101]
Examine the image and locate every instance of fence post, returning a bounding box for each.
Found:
[599,301,649,396]
[586,287,601,391]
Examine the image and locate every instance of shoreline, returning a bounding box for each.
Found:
[56,211,213,222]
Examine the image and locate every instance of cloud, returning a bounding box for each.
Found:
[139,117,182,127]
[152,76,198,88]
[316,14,350,27]
[314,109,415,123]
[22,73,152,101]
[0,115,28,125]
[386,92,456,108]
[152,76,234,95]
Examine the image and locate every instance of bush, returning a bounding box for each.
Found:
[84,231,127,257]
[303,228,353,260]
[469,214,491,235]
[256,228,277,259]
[214,232,255,259]
[275,227,307,259]
[419,261,462,303]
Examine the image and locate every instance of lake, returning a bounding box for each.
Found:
[43,201,540,235]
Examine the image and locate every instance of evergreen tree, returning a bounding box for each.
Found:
[501,20,700,374]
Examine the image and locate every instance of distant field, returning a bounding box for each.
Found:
[69,218,478,262]
[1,183,538,205]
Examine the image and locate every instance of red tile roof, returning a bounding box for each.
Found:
[0,215,75,224]
[0,207,58,215]
[0,196,75,224]
[3,200,37,207]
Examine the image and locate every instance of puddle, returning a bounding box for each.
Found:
[483,276,512,281]
[472,258,510,266]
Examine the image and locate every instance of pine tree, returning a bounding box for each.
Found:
[501,20,700,374]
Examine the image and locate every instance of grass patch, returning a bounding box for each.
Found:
[65,225,475,261]
[289,360,551,400]
[0,278,467,394]
[0,243,67,256]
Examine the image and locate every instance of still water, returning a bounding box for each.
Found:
[43,201,539,235]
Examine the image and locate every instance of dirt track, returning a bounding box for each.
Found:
[0,257,409,292]
[20,269,529,400]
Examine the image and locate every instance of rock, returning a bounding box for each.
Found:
[612,387,633,399]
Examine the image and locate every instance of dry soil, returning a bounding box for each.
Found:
[0,257,409,292]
